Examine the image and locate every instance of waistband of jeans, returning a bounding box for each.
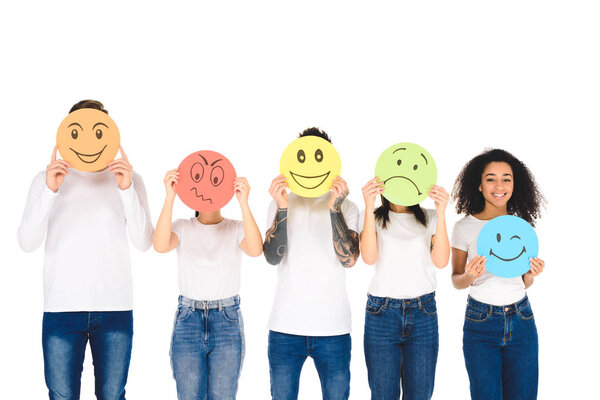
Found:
[467,295,529,315]
[178,295,239,311]
[368,291,435,308]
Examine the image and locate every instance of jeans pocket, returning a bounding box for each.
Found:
[365,299,383,315]
[421,299,437,316]
[517,302,534,321]
[464,306,489,323]
[223,305,240,322]
[176,305,192,323]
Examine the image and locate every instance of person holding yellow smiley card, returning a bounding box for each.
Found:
[263,128,359,400]
[17,100,153,400]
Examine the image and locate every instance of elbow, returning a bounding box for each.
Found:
[18,240,37,253]
[433,259,449,269]
[248,246,263,258]
[17,231,38,253]
[264,253,282,266]
[153,241,169,253]
[361,254,376,265]
[450,275,465,290]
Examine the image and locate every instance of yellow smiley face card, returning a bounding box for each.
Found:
[280,136,341,197]
[56,108,120,172]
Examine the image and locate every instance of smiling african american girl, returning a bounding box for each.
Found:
[359,176,450,400]
[153,169,262,400]
[450,149,545,400]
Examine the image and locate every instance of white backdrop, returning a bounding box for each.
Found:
[1,1,598,398]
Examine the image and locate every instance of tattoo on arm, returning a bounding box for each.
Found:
[330,209,360,268]
[264,208,288,265]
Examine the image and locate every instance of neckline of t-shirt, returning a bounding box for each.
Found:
[292,192,330,200]
[193,217,227,228]
[67,167,111,177]
[466,214,508,222]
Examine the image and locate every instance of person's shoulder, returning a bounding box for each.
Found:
[423,208,437,218]
[174,217,195,228]
[454,214,473,227]
[224,217,243,227]
[131,170,144,183]
[342,198,359,213]
[32,170,46,184]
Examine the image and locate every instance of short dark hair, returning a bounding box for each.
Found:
[69,100,108,114]
[299,127,331,143]
[451,148,545,225]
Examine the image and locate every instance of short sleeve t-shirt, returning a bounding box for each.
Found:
[451,215,526,306]
[361,208,438,299]
[266,192,359,336]
[172,217,244,301]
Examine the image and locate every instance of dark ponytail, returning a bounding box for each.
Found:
[374,196,427,229]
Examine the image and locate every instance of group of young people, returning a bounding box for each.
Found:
[18,100,546,400]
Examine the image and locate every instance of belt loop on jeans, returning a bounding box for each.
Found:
[383,297,390,309]
[488,304,493,315]
[218,301,223,312]
[190,302,195,312]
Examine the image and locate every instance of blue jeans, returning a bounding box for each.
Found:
[170,295,245,400]
[268,331,351,400]
[463,295,538,400]
[42,311,133,400]
[363,292,439,400]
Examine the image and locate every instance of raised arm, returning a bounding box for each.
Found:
[234,177,263,257]
[428,185,450,268]
[329,176,359,268]
[111,147,153,251]
[153,169,180,253]
[263,175,289,265]
[17,147,68,252]
[522,257,545,288]
[360,177,384,265]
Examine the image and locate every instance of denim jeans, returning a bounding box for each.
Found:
[268,331,351,400]
[463,295,538,400]
[42,311,133,400]
[170,295,245,400]
[363,292,439,400]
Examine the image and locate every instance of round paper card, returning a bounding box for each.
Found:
[56,108,120,172]
[176,150,237,212]
[375,142,437,206]
[477,215,539,278]
[280,136,341,198]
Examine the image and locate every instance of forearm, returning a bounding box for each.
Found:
[430,216,450,268]
[522,272,534,289]
[119,180,153,251]
[263,208,288,265]
[17,175,57,252]
[330,210,360,268]
[240,204,263,257]
[451,272,476,289]
[360,209,377,265]
[153,198,174,252]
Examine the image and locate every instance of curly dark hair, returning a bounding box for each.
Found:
[298,127,331,143]
[451,148,545,226]
[69,99,108,114]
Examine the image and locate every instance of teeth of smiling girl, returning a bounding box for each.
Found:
[492,193,506,198]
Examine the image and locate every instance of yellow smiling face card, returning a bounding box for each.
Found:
[56,108,121,172]
[280,136,341,198]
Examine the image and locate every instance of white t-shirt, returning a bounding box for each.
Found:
[360,208,438,299]
[266,192,359,336]
[172,217,244,301]
[17,169,153,312]
[451,215,526,306]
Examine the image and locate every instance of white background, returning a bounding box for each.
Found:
[1,1,598,398]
